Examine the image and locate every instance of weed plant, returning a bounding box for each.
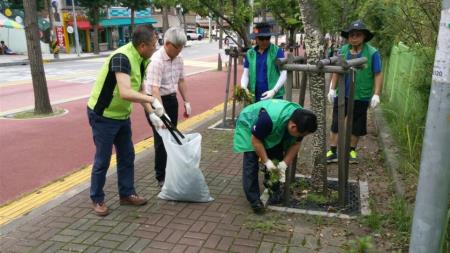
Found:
[381,46,431,179]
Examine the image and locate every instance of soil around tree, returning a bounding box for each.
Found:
[2,107,67,120]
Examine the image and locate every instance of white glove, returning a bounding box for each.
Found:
[241,68,249,89]
[261,89,276,100]
[151,98,164,117]
[184,102,192,117]
[149,112,164,129]
[264,160,276,171]
[370,94,380,108]
[327,81,336,104]
[277,161,288,183]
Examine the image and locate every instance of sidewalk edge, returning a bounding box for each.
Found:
[0,101,229,232]
[373,107,406,197]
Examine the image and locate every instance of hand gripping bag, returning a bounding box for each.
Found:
[157,129,214,202]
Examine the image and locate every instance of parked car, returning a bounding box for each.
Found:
[186,29,203,40]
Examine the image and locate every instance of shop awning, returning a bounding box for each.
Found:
[67,20,103,30]
[99,17,157,27]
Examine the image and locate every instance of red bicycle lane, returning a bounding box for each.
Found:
[0,67,242,205]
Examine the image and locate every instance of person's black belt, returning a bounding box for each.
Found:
[161,93,176,98]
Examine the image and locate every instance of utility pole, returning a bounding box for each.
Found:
[409,0,450,252]
[71,0,80,56]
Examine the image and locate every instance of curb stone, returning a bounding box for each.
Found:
[373,107,406,197]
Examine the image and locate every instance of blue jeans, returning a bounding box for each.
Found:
[242,143,283,206]
[87,108,136,203]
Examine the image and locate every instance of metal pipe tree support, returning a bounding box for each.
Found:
[410,1,450,252]
[279,56,367,205]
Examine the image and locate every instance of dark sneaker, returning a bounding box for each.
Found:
[326,150,338,163]
[349,150,359,164]
[92,202,109,216]
[157,180,164,189]
[120,194,148,206]
[251,201,265,215]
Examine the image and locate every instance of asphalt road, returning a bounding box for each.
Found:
[0,41,220,87]
[0,41,238,205]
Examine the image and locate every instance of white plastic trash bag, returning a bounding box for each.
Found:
[157,129,214,202]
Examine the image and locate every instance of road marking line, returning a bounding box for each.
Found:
[0,102,227,225]
[0,71,98,87]
[1,59,216,88]
[184,60,217,68]
[0,67,219,117]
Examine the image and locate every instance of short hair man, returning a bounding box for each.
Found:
[326,20,383,164]
[143,27,191,188]
[87,25,163,216]
[233,99,317,214]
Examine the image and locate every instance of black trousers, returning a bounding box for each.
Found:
[145,93,178,182]
[242,143,284,206]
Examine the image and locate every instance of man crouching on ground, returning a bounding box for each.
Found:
[233,99,317,214]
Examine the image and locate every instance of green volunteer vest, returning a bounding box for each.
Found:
[246,44,284,101]
[233,99,302,153]
[340,43,378,100]
[87,42,149,120]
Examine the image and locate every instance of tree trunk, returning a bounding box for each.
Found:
[162,6,169,33]
[23,0,53,114]
[93,7,99,54]
[288,28,296,52]
[130,8,135,36]
[298,0,327,193]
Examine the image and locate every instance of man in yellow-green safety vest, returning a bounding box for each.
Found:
[233,99,317,214]
[87,25,163,217]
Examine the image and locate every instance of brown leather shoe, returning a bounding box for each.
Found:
[120,194,147,206]
[92,202,109,216]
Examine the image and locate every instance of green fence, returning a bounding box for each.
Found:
[382,42,430,175]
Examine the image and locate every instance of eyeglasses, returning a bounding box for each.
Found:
[257,36,271,41]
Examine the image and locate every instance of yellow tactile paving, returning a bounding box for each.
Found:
[0,102,228,225]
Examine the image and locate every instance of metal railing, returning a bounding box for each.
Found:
[220,46,367,206]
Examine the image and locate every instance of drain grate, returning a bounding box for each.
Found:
[287,178,360,215]
[263,175,369,218]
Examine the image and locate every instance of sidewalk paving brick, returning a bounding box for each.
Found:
[0,96,391,252]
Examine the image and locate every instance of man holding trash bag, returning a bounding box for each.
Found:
[326,20,383,164]
[87,25,162,216]
[233,99,317,214]
[143,27,191,188]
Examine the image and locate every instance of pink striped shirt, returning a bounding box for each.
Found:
[144,47,185,96]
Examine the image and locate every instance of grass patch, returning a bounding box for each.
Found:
[361,199,384,231]
[244,213,290,232]
[344,236,374,253]
[5,107,66,119]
